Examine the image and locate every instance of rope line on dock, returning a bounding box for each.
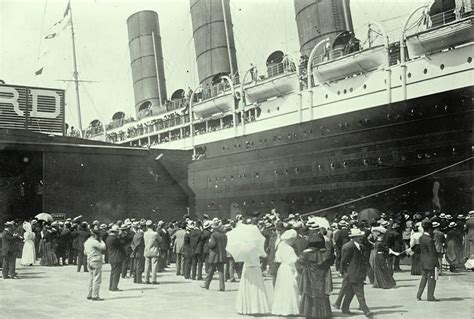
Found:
[300,156,473,217]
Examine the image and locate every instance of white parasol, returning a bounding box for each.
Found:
[308,216,331,229]
[226,223,266,263]
[35,213,53,222]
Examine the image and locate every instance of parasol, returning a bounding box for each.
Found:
[308,216,331,229]
[35,213,53,222]
[358,208,381,222]
[226,223,266,263]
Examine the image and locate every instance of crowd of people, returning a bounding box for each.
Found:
[1,209,473,317]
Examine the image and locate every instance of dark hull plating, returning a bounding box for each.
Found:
[189,86,474,218]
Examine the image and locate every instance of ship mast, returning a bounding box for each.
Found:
[69,1,83,136]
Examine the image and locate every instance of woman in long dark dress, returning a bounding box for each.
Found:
[296,233,335,319]
[410,223,423,275]
[369,227,396,289]
[40,225,58,266]
[446,222,464,272]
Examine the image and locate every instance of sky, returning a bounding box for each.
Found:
[0,0,430,130]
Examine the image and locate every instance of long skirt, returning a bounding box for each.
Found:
[236,264,270,315]
[271,263,300,315]
[21,240,36,266]
[300,294,332,319]
[40,242,58,266]
[371,252,396,289]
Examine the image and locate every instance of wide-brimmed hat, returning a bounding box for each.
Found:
[281,229,297,241]
[306,219,320,231]
[448,222,457,228]
[432,221,440,228]
[92,220,99,225]
[439,213,446,219]
[4,221,14,226]
[349,228,365,237]
[341,215,349,221]
[338,220,348,227]
[445,214,453,220]
[468,211,474,217]
[203,220,212,229]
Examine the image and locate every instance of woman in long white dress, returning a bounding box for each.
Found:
[21,222,36,266]
[236,253,270,315]
[271,229,300,316]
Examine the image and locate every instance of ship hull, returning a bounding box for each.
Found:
[188,86,473,219]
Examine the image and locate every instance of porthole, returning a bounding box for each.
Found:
[468,57,472,63]
[408,72,412,78]
[337,91,341,95]
[378,157,383,164]
[270,200,274,204]
[255,173,260,178]
[343,89,347,94]
[251,200,255,204]
[325,94,328,99]
[363,84,367,89]
[349,88,353,93]
[295,168,300,173]
[267,109,270,113]
[401,155,406,161]
[243,174,246,178]
[330,163,335,169]
[318,164,323,170]
[208,178,211,182]
[440,64,445,70]
[343,161,348,168]
[363,159,368,166]
[417,154,422,159]
[423,68,427,74]
[215,177,219,181]
[277,107,280,111]
[274,170,278,175]
[261,200,265,205]
[284,169,289,174]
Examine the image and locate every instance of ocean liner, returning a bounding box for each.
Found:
[88,0,474,218]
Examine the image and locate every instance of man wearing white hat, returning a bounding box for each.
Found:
[106,225,126,291]
[340,228,372,317]
[432,221,445,275]
[2,221,21,279]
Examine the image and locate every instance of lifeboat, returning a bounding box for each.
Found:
[406,16,474,57]
[193,92,235,119]
[244,73,298,104]
[312,45,387,83]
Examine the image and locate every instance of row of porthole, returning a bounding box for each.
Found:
[323,59,474,100]
[195,147,452,185]
[207,198,300,208]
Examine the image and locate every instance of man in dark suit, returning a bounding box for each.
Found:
[416,221,440,301]
[131,222,145,284]
[2,221,21,279]
[202,220,227,291]
[106,225,126,291]
[340,228,372,317]
[200,221,212,275]
[189,221,203,280]
[74,222,91,272]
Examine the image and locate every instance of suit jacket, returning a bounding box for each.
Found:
[144,229,161,257]
[340,241,367,283]
[208,228,227,264]
[200,229,211,254]
[131,231,145,258]
[2,229,15,256]
[172,229,186,254]
[419,233,439,271]
[73,229,90,251]
[189,229,202,256]
[106,233,126,264]
[335,228,350,250]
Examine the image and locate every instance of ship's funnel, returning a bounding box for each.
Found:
[127,11,167,118]
[190,0,238,86]
[294,0,354,56]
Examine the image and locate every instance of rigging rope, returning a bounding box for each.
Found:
[300,156,473,218]
[37,0,48,60]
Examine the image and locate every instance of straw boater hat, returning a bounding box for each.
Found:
[145,220,153,227]
[448,222,457,228]
[99,224,107,230]
[338,220,349,227]
[445,214,453,220]
[203,220,212,229]
[432,221,440,228]
[457,214,465,220]
[109,225,119,233]
[439,213,446,219]
[349,228,365,237]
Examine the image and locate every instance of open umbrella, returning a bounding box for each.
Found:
[226,223,266,263]
[35,213,53,222]
[358,208,380,222]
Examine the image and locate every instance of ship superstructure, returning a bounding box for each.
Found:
[87,0,474,218]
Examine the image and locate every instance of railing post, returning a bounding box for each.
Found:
[307,38,329,121]
[400,5,428,101]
